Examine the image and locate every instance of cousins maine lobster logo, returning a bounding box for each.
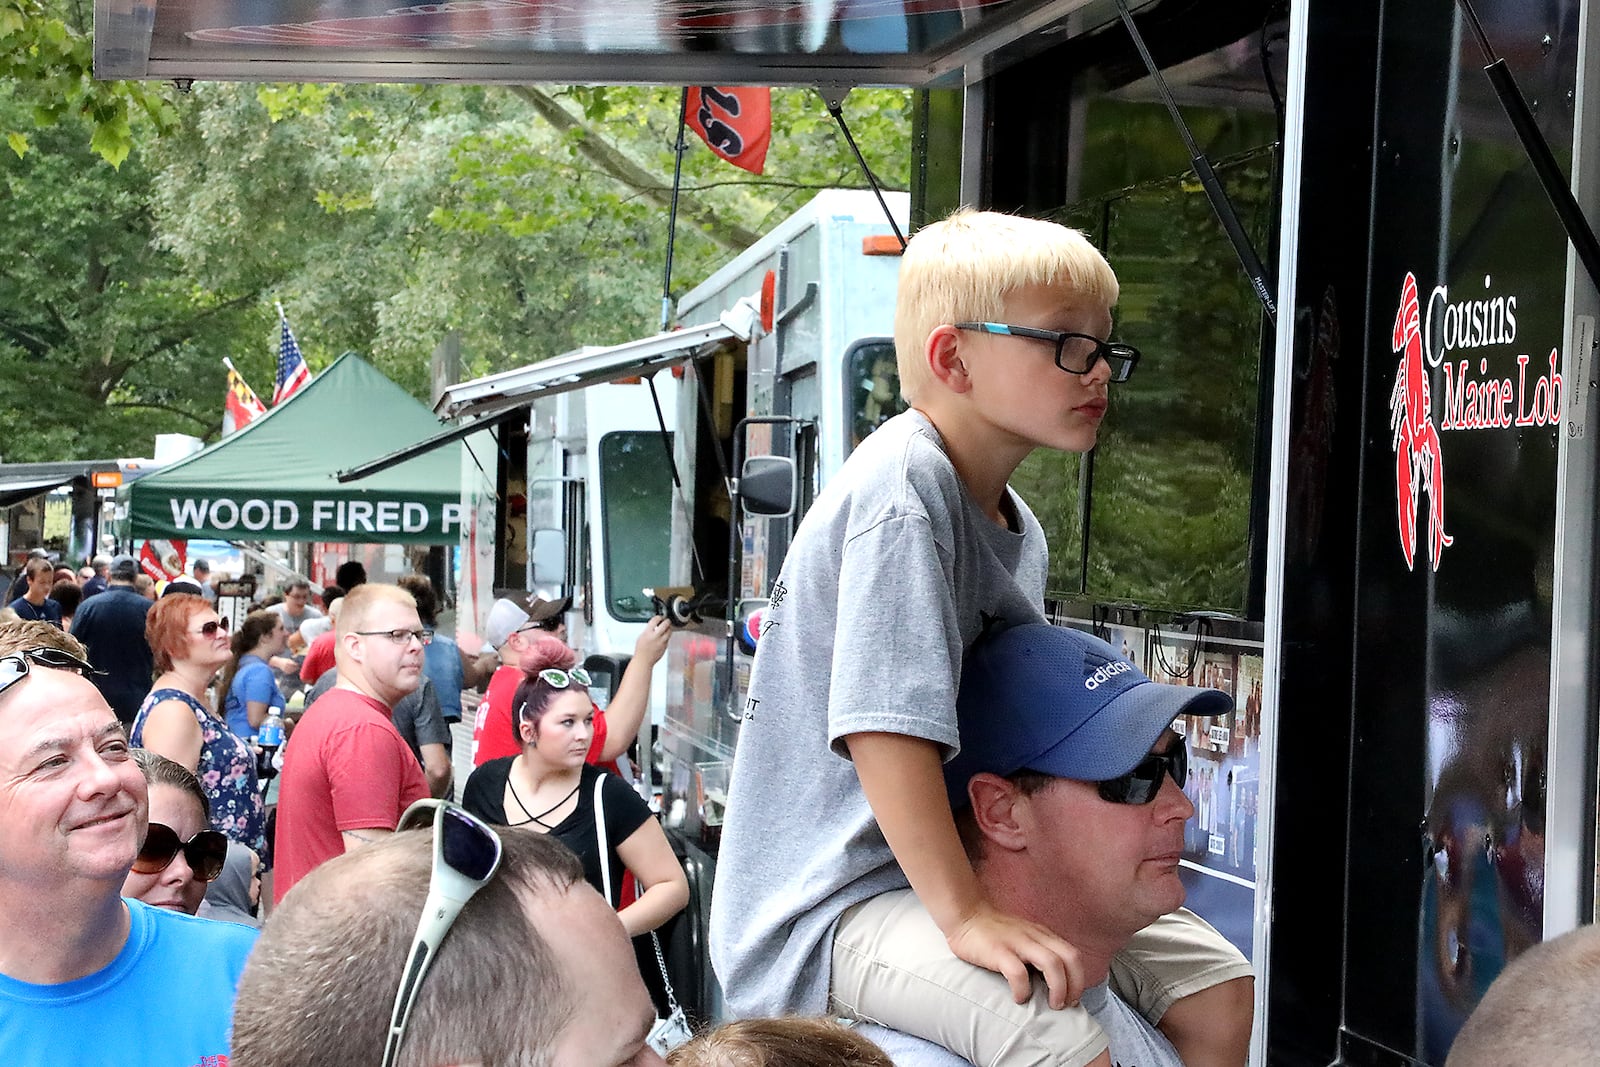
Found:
[1389,273,1452,572]
[1387,271,1563,573]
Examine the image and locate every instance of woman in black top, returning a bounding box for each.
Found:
[462,644,688,937]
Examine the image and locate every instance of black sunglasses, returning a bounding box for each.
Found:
[953,322,1141,383]
[196,618,230,637]
[1095,744,1189,806]
[0,646,100,700]
[131,822,229,882]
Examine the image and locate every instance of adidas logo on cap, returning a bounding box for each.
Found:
[1084,660,1132,691]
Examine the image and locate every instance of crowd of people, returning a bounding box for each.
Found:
[0,203,1574,1067]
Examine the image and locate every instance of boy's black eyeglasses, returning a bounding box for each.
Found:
[131,823,229,882]
[1095,744,1188,805]
[954,322,1140,383]
[0,646,100,701]
[382,800,504,1067]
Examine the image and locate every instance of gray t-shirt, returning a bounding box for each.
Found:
[268,601,323,635]
[857,982,1185,1067]
[709,410,1048,1017]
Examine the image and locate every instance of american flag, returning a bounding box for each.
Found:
[273,304,312,406]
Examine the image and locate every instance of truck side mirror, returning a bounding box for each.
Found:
[739,455,797,518]
[530,527,567,585]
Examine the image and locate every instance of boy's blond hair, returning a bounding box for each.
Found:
[894,209,1119,403]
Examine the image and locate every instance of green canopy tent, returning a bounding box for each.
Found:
[120,353,463,544]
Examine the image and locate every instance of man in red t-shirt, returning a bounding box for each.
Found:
[274,583,431,903]
[471,593,573,766]
[471,594,671,772]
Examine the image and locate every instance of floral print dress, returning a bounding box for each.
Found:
[131,687,267,863]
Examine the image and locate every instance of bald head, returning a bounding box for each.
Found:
[1447,926,1600,1066]
[333,584,423,707]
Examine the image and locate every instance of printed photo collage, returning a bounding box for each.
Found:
[1083,621,1264,887]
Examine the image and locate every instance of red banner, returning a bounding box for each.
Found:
[686,87,771,175]
[139,539,188,582]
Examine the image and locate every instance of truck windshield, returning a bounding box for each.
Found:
[598,430,674,622]
[846,339,906,455]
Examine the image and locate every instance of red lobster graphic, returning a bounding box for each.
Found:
[1389,272,1452,571]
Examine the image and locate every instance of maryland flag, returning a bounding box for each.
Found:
[223,359,267,436]
[686,87,771,175]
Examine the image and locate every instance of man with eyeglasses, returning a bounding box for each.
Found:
[232,814,668,1067]
[0,620,257,1065]
[844,623,1244,1066]
[273,583,432,903]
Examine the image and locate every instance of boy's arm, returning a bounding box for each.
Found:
[847,730,1090,1009]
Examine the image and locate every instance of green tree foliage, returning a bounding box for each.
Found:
[155,82,911,392]
[1018,98,1276,614]
[0,90,258,460]
[1,68,909,460]
[0,0,175,167]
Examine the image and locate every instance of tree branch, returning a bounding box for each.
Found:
[507,85,760,253]
[107,400,213,430]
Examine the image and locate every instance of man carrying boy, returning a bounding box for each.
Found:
[710,210,1252,1065]
[857,622,1232,1066]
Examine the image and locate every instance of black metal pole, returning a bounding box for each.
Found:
[821,89,907,251]
[1115,0,1278,325]
[662,87,691,331]
[1456,0,1600,296]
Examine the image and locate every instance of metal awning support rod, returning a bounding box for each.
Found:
[662,88,691,332]
[1457,0,1600,296]
[820,88,908,251]
[1115,0,1278,325]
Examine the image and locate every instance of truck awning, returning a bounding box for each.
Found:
[0,461,123,509]
[336,408,519,484]
[433,308,754,421]
[93,0,1122,86]
[0,475,75,509]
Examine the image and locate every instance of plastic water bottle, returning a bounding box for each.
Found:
[258,708,285,751]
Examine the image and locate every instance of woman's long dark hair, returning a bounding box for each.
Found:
[216,610,283,711]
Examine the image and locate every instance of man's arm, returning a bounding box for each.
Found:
[419,742,453,799]
[339,827,394,852]
[329,722,423,848]
[411,681,453,798]
[847,731,1088,1009]
[460,646,498,690]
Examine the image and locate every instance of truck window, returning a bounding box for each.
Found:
[598,430,674,622]
[845,339,906,455]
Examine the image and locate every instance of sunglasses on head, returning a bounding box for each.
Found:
[1094,744,1189,806]
[537,667,592,690]
[0,646,100,701]
[131,823,229,881]
[383,800,504,1067]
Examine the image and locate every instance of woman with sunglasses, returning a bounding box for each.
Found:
[218,610,290,740]
[462,645,689,939]
[123,749,229,915]
[131,595,267,862]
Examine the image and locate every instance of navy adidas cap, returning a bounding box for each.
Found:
[944,624,1233,809]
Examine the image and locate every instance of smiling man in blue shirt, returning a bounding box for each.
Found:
[0,621,256,1067]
